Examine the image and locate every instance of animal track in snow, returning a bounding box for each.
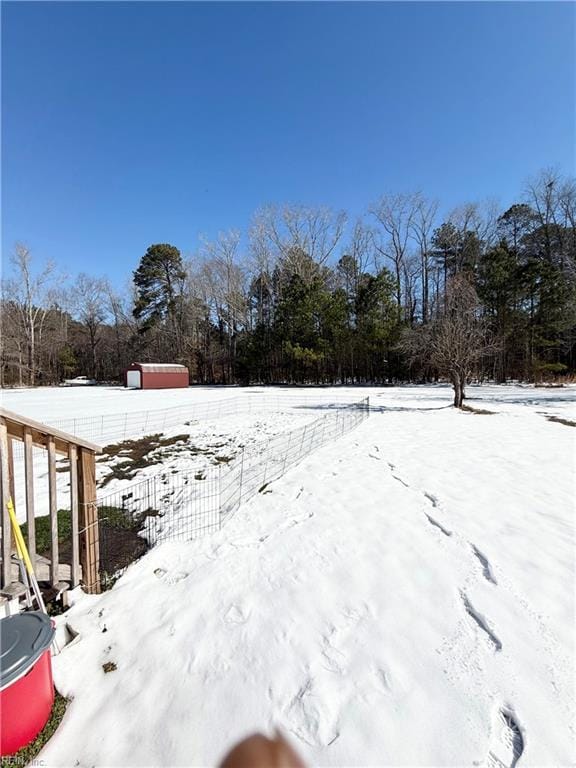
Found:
[471,545,498,585]
[424,491,439,508]
[460,592,502,652]
[485,708,524,768]
[425,514,452,537]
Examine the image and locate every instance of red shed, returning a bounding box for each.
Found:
[124,363,189,389]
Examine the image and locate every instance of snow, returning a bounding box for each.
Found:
[2,388,340,523]
[2,384,575,766]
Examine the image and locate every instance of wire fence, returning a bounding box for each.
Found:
[45,391,369,445]
[96,397,369,586]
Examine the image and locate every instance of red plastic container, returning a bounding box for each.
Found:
[0,612,55,756]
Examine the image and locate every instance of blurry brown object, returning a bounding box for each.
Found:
[219,730,306,768]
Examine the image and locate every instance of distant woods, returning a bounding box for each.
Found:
[2,169,575,401]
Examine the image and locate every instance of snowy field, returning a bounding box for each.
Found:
[2,384,575,766]
[3,387,335,522]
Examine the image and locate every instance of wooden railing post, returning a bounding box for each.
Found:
[69,444,80,588]
[24,429,36,565]
[7,437,15,510]
[78,447,100,594]
[0,418,11,589]
[47,436,59,586]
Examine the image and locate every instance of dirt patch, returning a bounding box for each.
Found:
[97,506,156,586]
[545,414,576,427]
[461,404,497,415]
[98,433,239,487]
[98,433,190,486]
[534,383,565,388]
[102,661,117,673]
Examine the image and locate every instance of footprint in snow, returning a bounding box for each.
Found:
[224,604,250,625]
[154,568,189,585]
[387,463,410,487]
[374,666,392,693]
[285,678,340,748]
[460,591,502,652]
[484,708,524,768]
[425,514,452,537]
[470,545,498,585]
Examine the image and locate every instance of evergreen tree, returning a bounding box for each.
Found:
[133,243,186,357]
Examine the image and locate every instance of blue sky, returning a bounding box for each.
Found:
[2,1,574,285]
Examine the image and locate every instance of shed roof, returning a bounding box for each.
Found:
[132,363,188,373]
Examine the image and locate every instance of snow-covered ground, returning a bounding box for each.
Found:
[2,384,575,766]
[2,388,335,522]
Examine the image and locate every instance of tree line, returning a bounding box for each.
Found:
[2,169,575,404]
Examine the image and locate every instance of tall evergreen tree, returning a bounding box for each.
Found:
[133,243,186,357]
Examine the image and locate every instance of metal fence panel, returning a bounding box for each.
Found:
[95,396,369,586]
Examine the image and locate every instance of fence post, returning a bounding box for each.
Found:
[300,425,307,460]
[239,448,245,506]
[283,430,292,474]
[218,464,223,529]
[78,447,100,594]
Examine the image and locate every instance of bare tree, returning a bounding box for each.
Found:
[250,204,347,283]
[448,200,500,250]
[199,231,248,383]
[402,253,422,326]
[410,194,439,323]
[525,168,576,272]
[370,193,419,318]
[400,275,496,407]
[103,279,138,374]
[3,244,56,385]
[69,274,109,378]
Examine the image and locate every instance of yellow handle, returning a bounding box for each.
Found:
[8,498,35,576]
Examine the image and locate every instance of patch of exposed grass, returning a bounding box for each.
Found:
[461,404,497,415]
[20,510,72,555]
[545,414,576,427]
[19,502,155,592]
[102,661,117,673]
[0,692,68,767]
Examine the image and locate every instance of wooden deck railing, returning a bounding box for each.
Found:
[0,408,103,597]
